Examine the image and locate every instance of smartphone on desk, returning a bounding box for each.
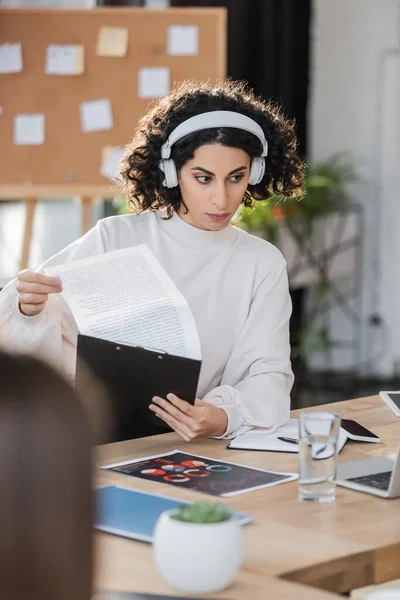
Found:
[340,419,381,443]
[379,391,400,417]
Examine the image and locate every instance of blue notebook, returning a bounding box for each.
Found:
[94,485,252,543]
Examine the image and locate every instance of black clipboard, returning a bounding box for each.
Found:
[75,334,201,443]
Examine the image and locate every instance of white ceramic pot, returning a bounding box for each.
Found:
[153,508,243,594]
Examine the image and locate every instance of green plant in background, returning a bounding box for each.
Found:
[173,502,231,523]
[234,153,357,242]
[234,153,358,368]
[292,321,331,369]
[104,195,130,217]
[234,198,281,244]
[291,279,333,368]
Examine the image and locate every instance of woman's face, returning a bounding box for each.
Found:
[177,143,251,231]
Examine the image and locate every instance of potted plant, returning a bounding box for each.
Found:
[234,153,356,249]
[153,502,243,594]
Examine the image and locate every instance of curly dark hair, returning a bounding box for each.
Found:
[121,79,304,217]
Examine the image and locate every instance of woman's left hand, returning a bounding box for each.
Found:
[149,394,228,441]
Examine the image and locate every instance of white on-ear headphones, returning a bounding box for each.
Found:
[158,110,268,188]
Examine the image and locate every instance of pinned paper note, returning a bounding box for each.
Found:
[138,67,170,99]
[45,44,84,75]
[167,25,199,56]
[0,42,23,74]
[96,27,129,57]
[14,114,45,145]
[80,99,113,133]
[100,146,124,181]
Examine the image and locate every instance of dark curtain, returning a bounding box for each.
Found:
[170,0,310,156]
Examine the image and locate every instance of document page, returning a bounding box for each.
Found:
[45,245,201,360]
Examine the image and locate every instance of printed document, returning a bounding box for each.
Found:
[45,245,201,360]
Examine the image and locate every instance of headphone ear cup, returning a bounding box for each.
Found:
[159,159,179,188]
[248,157,266,185]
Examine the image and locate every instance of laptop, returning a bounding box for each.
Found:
[336,443,400,498]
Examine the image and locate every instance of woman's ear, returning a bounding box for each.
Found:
[179,198,189,214]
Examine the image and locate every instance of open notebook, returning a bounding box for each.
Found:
[228,418,348,454]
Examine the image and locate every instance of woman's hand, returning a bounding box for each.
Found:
[149,394,228,441]
[16,270,63,317]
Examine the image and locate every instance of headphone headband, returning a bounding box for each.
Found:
[160,110,268,159]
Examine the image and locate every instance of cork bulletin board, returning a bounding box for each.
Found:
[0,7,227,196]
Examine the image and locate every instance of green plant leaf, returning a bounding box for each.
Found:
[173,502,231,523]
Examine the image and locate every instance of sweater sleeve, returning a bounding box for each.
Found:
[0,221,108,377]
[203,262,293,439]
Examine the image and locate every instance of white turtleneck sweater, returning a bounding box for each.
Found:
[0,211,293,438]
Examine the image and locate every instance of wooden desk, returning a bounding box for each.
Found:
[95,395,400,595]
[96,534,342,599]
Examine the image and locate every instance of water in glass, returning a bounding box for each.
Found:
[298,412,341,503]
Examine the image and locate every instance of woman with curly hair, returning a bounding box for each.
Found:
[0,79,304,441]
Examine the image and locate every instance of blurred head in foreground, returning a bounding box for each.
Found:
[0,350,94,600]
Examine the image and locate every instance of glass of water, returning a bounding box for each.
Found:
[298,411,341,502]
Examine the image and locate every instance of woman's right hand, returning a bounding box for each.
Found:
[16,270,63,317]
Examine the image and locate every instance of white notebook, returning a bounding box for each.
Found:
[228,418,348,454]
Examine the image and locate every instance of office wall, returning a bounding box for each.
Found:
[309,0,400,376]
[0,0,97,288]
